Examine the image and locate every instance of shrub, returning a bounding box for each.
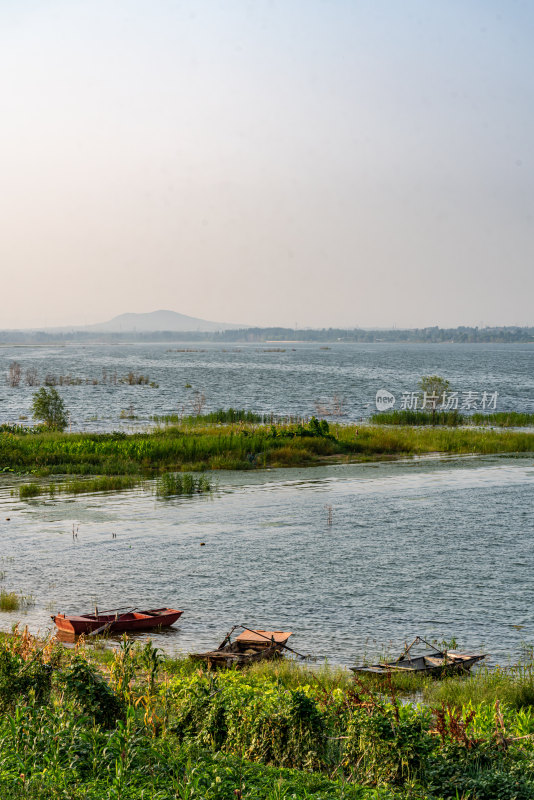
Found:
[60,655,124,727]
[0,643,53,708]
[31,388,69,431]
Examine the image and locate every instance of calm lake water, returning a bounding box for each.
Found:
[0,341,533,429]
[1,455,533,666]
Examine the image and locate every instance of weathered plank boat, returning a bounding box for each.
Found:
[351,636,486,677]
[191,626,293,669]
[52,607,183,635]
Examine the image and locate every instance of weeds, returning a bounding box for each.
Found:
[18,475,139,500]
[371,410,534,427]
[371,410,464,426]
[0,590,35,611]
[156,472,211,497]
[19,482,41,499]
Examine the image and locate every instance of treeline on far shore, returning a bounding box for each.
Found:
[1,325,533,344]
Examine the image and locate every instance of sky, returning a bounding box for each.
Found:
[1,0,533,330]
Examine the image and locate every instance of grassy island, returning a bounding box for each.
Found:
[1,413,534,481]
[1,628,534,799]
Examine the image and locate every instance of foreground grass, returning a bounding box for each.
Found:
[2,630,534,799]
[2,416,534,478]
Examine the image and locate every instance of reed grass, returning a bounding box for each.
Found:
[423,662,534,710]
[18,482,41,499]
[155,472,211,497]
[470,412,534,427]
[3,418,534,480]
[371,410,534,427]
[0,589,34,611]
[18,475,139,500]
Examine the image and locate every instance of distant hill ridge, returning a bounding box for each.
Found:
[85,310,241,332]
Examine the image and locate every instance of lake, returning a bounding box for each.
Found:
[1,455,533,666]
[0,341,533,430]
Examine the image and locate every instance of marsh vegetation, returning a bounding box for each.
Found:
[17,472,211,500]
[2,413,534,481]
[371,410,534,427]
[0,590,34,612]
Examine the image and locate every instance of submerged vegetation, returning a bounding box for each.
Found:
[152,407,307,425]
[1,627,534,798]
[2,413,534,480]
[17,473,211,500]
[156,472,211,497]
[18,476,139,500]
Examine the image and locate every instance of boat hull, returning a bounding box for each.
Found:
[191,643,284,670]
[191,628,293,670]
[352,653,486,677]
[53,608,183,635]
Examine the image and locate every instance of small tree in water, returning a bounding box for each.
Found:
[31,388,69,431]
[418,375,450,424]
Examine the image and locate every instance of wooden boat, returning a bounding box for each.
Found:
[351,636,486,677]
[52,607,183,635]
[191,626,293,669]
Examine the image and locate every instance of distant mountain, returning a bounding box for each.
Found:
[84,310,241,332]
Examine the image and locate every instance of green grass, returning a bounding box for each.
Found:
[371,410,534,427]
[18,482,41,499]
[18,475,140,500]
[370,410,464,426]
[423,662,534,710]
[60,475,139,494]
[470,412,534,427]
[156,472,211,497]
[17,473,211,501]
[153,407,265,424]
[2,416,534,481]
[0,589,34,611]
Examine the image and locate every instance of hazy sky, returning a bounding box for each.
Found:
[1,1,533,329]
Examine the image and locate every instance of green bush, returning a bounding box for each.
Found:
[60,655,124,728]
[31,387,69,431]
[0,645,53,709]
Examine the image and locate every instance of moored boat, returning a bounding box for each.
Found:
[52,607,183,635]
[191,626,293,669]
[351,636,486,677]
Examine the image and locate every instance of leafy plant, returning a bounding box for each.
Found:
[60,655,123,727]
[31,387,69,431]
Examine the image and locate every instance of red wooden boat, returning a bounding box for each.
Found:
[52,607,183,635]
